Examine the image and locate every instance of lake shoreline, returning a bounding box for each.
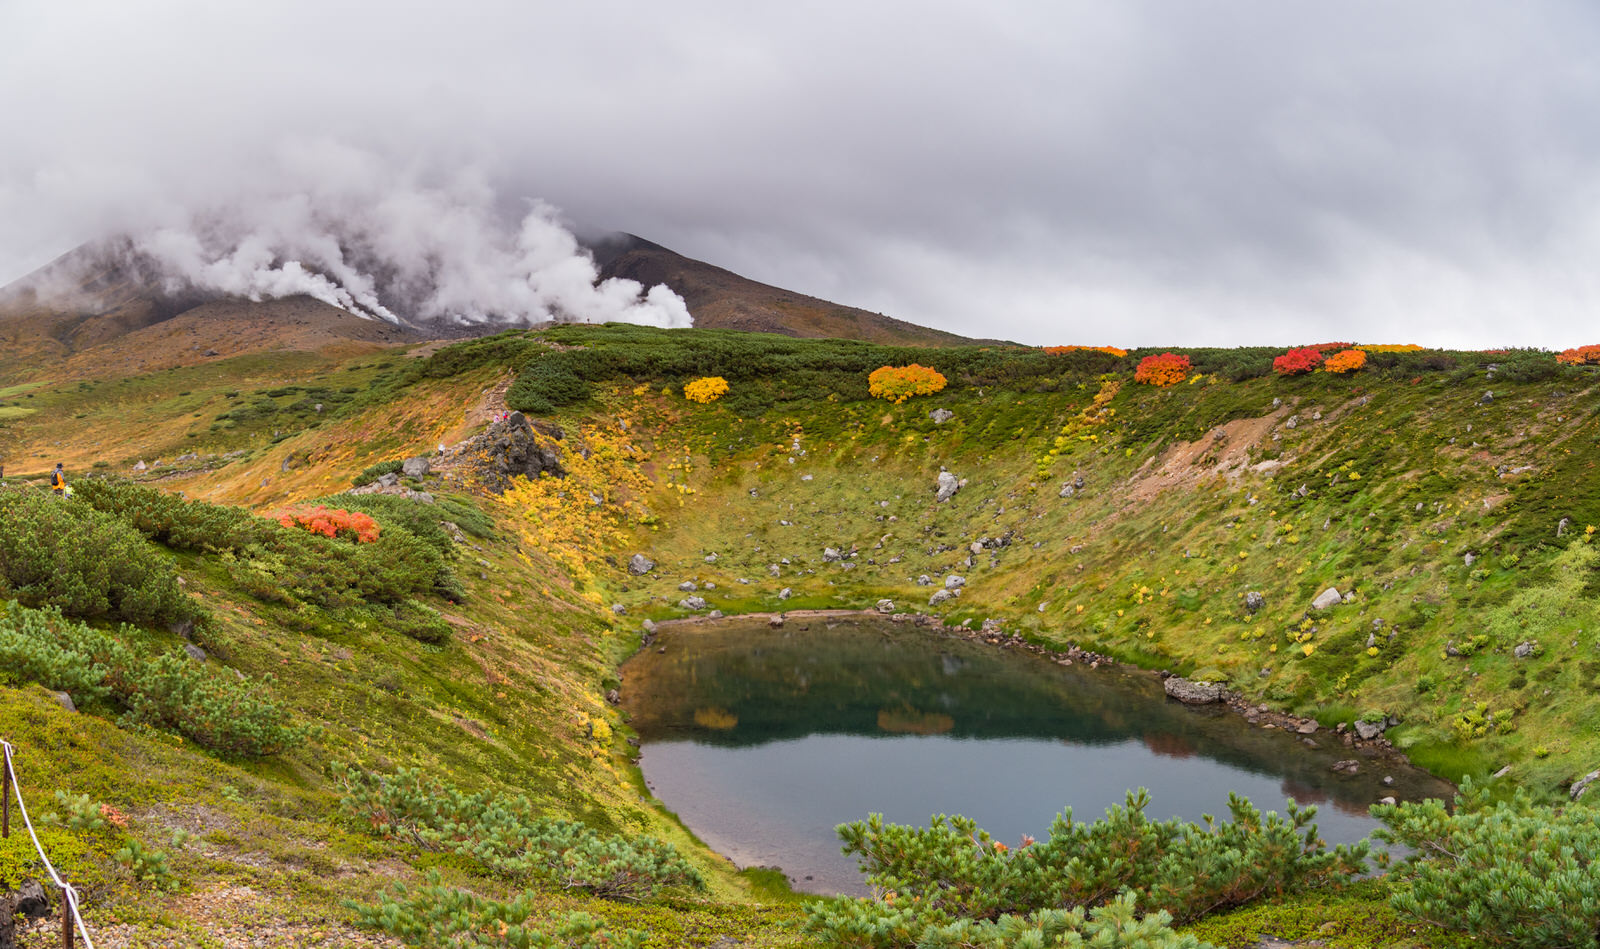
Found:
[642,607,1442,788]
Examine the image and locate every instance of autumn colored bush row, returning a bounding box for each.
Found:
[869,364,948,403]
[1042,345,1128,357]
[1133,353,1191,387]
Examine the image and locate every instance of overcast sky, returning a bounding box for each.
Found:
[4,0,1599,347]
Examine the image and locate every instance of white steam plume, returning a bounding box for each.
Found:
[103,145,691,329]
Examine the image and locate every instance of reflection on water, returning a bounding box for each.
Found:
[621,616,1452,895]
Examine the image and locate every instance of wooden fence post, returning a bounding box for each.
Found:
[2,753,9,839]
[60,888,72,949]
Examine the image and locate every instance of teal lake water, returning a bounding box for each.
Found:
[620,615,1452,894]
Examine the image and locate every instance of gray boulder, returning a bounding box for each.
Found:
[876,599,895,613]
[401,456,431,478]
[823,547,842,562]
[936,470,961,502]
[916,575,932,586]
[50,691,76,713]
[1163,677,1225,704]
[183,643,207,663]
[611,603,627,615]
[1311,587,1343,611]
[1244,591,1265,613]
[1514,641,1536,659]
[628,554,655,576]
[930,408,955,424]
[1059,484,1076,499]
[1571,768,1600,800]
[678,581,698,592]
[929,589,953,606]
[945,575,966,590]
[1355,720,1386,741]
[678,596,708,611]
[778,587,793,600]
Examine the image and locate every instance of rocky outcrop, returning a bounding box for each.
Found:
[1162,676,1226,704]
[935,470,961,502]
[460,412,566,493]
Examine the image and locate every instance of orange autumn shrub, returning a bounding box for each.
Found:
[869,364,948,403]
[1323,349,1367,374]
[1042,345,1129,357]
[683,376,730,404]
[1133,353,1190,387]
[1273,347,1325,375]
[275,506,381,543]
[1557,345,1600,366]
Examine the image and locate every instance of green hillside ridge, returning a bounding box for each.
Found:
[1,327,1599,947]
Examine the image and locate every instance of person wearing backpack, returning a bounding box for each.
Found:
[49,463,67,498]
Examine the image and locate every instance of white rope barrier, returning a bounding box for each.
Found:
[1,738,96,949]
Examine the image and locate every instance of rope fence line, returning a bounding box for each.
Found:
[1,738,96,949]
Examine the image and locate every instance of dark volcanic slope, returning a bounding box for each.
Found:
[592,234,981,346]
[0,244,420,380]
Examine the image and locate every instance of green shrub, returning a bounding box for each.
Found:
[805,790,1365,948]
[356,875,645,948]
[76,479,459,608]
[116,838,177,892]
[381,600,453,645]
[0,601,303,756]
[335,766,703,901]
[0,488,197,627]
[1373,780,1600,948]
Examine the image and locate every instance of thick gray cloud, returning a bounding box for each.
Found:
[3,0,1599,346]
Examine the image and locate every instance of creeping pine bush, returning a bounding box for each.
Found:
[74,479,459,609]
[806,790,1365,949]
[358,875,645,949]
[352,459,405,487]
[335,766,704,901]
[0,489,198,627]
[0,602,302,756]
[1373,780,1600,948]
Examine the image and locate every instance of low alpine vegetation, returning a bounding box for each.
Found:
[806,790,1365,948]
[0,601,303,756]
[335,765,705,901]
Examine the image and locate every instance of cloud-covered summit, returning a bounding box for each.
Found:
[5,1,1600,346]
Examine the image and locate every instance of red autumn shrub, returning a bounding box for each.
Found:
[1134,353,1191,387]
[275,506,381,544]
[1273,347,1325,375]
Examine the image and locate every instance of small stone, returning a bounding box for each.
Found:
[1379,796,1397,806]
[678,581,698,592]
[1493,765,1512,778]
[678,596,708,611]
[1311,587,1343,611]
[1514,641,1535,659]
[183,643,207,662]
[801,474,813,481]
[1244,591,1265,613]
[876,599,895,614]
[822,547,842,562]
[1296,720,1319,735]
[1355,720,1385,741]
[641,618,656,633]
[778,588,792,600]
[51,691,76,713]
[1382,775,1395,786]
[611,603,627,615]
[916,575,932,586]
[605,689,620,705]
[707,610,724,619]
[768,614,785,628]
[1331,759,1360,775]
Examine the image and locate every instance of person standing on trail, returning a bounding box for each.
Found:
[49,463,67,498]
